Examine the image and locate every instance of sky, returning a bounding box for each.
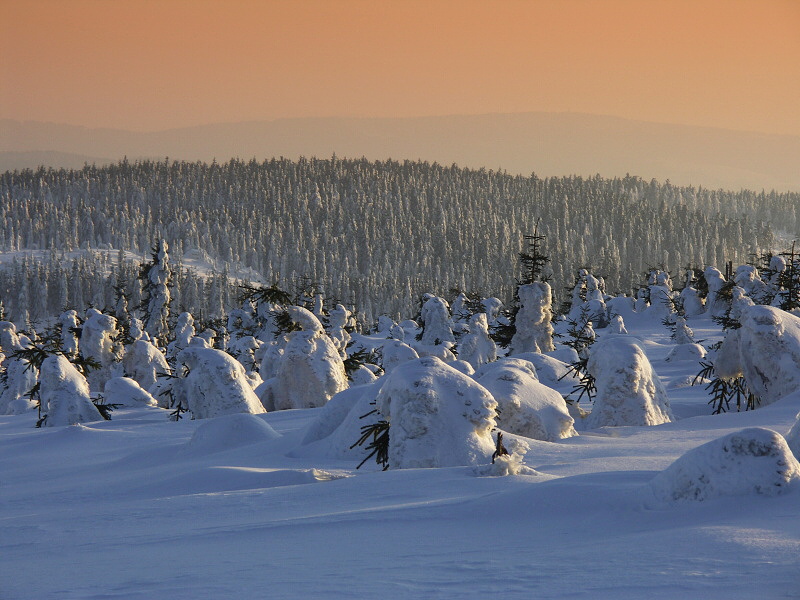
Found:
[2,0,799,135]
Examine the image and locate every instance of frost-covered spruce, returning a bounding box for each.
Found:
[375,356,497,468]
[123,339,170,392]
[167,312,195,360]
[326,304,351,358]
[260,307,348,411]
[176,345,265,419]
[704,266,729,318]
[714,305,800,405]
[227,335,262,380]
[0,321,38,415]
[647,271,675,320]
[474,358,576,441]
[649,428,800,502]
[81,308,122,391]
[586,335,673,428]
[680,271,705,317]
[672,316,694,345]
[59,310,80,358]
[419,296,455,346]
[142,240,171,346]
[458,313,496,370]
[39,355,103,427]
[510,282,555,354]
[608,314,628,334]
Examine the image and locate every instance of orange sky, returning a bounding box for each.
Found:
[2,0,799,134]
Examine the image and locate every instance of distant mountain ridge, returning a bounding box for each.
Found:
[2,113,799,192]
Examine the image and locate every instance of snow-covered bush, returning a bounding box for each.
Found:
[510,282,555,354]
[713,305,800,405]
[176,346,266,419]
[375,356,497,468]
[123,339,170,391]
[786,411,800,459]
[458,313,496,370]
[418,296,455,346]
[586,335,673,428]
[81,308,122,391]
[259,307,348,411]
[474,359,576,441]
[704,266,729,318]
[381,339,419,375]
[167,312,195,360]
[672,316,694,345]
[103,377,157,407]
[38,355,103,427]
[326,304,351,357]
[58,310,80,358]
[0,321,38,415]
[665,343,706,363]
[649,428,800,502]
[608,314,628,334]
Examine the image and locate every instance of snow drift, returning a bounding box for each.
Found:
[649,427,800,502]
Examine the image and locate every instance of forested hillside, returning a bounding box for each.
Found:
[1,157,795,322]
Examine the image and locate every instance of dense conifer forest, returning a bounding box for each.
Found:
[1,157,796,324]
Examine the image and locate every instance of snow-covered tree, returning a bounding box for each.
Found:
[586,335,673,427]
[375,356,497,468]
[140,240,172,346]
[176,344,266,419]
[259,307,348,411]
[38,355,103,427]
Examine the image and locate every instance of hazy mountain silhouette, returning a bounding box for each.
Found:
[2,113,799,191]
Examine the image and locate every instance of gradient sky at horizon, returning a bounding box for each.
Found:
[2,0,799,135]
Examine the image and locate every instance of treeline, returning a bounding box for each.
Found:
[0,157,792,320]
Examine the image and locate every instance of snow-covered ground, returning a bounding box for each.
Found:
[2,314,800,599]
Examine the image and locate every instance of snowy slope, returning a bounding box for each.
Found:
[1,314,799,599]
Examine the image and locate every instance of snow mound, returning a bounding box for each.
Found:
[103,377,158,407]
[586,335,673,428]
[786,412,800,459]
[299,381,384,461]
[649,428,800,503]
[183,414,281,455]
[176,347,266,419]
[665,343,706,363]
[716,305,800,405]
[508,352,582,393]
[475,360,576,441]
[381,339,419,374]
[376,357,497,469]
[39,355,103,427]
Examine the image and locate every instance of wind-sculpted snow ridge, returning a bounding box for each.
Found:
[474,358,576,442]
[176,346,266,419]
[376,356,497,469]
[586,335,673,428]
[714,305,800,405]
[649,427,800,503]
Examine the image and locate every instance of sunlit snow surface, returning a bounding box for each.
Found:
[2,314,800,599]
